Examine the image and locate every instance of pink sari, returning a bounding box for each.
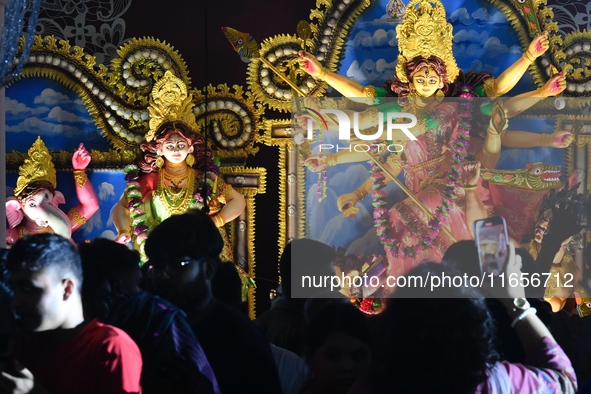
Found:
[384,105,472,278]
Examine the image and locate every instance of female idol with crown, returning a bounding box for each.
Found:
[5,137,99,245]
[298,0,567,277]
[112,71,245,260]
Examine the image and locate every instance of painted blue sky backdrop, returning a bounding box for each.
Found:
[6,77,110,152]
[338,0,534,94]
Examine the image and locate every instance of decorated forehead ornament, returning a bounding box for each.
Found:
[145,70,198,142]
[14,136,57,197]
[395,0,459,84]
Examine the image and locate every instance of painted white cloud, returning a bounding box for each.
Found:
[5,97,48,118]
[47,106,93,123]
[482,37,521,56]
[83,209,103,233]
[347,58,396,84]
[350,28,396,48]
[450,7,508,26]
[33,88,74,106]
[98,182,115,201]
[472,8,490,24]
[490,11,507,24]
[454,29,490,45]
[99,230,117,240]
[449,8,472,25]
[7,116,84,137]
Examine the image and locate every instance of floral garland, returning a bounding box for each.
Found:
[123,163,217,263]
[371,93,472,259]
[357,298,385,315]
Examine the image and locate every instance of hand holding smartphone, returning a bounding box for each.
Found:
[474,216,509,276]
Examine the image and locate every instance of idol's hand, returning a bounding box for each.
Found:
[72,143,91,170]
[539,72,566,97]
[298,52,323,78]
[304,154,325,172]
[548,130,574,148]
[337,192,360,215]
[115,231,133,244]
[461,161,481,187]
[527,31,549,59]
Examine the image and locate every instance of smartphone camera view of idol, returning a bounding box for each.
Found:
[474,216,509,276]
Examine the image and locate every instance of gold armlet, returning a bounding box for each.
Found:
[72,170,88,188]
[522,50,536,64]
[483,78,498,98]
[317,67,328,82]
[68,208,87,226]
[324,153,337,167]
[367,106,380,127]
[362,85,377,99]
[463,185,478,191]
[212,213,225,228]
[218,181,233,202]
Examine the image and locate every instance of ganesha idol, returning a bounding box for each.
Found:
[5,137,99,245]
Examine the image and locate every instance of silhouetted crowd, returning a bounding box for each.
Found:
[1,208,589,393]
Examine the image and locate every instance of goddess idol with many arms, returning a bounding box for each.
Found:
[299,0,566,277]
[113,71,245,260]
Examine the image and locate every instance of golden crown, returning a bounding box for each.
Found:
[14,136,57,197]
[395,0,459,84]
[145,71,198,142]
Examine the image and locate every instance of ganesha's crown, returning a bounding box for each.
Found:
[395,0,459,83]
[145,71,198,142]
[14,136,57,197]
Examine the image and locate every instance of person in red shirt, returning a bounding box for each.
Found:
[0,233,142,394]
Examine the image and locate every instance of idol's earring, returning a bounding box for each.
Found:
[186,154,195,167]
[155,156,164,169]
[436,89,444,102]
[408,86,417,104]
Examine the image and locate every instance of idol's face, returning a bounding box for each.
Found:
[21,189,54,227]
[158,133,193,165]
[411,66,443,98]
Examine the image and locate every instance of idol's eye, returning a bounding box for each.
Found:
[237,38,243,45]
[28,202,36,208]
[517,0,526,3]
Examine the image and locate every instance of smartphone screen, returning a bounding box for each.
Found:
[474,216,509,276]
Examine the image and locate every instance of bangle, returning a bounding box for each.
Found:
[487,126,500,136]
[536,87,548,98]
[541,133,549,146]
[317,67,328,82]
[522,50,536,64]
[511,307,537,328]
[463,185,478,191]
[72,169,88,187]
[354,188,367,200]
[212,213,225,228]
